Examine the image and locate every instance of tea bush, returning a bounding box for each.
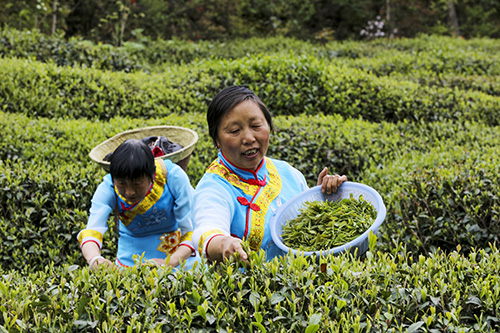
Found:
[2,109,500,271]
[0,27,329,71]
[1,33,500,331]
[1,245,499,331]
[389,72,500,97]
[0,28,147,73]
[389,154,500,255]
[327,34,500,59]
[360,139,500,256]
[340,49,500,77]
[2,55,500,125]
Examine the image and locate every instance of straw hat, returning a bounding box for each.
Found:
[89,126,198,172]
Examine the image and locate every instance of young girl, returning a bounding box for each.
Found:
[78,139,197,269]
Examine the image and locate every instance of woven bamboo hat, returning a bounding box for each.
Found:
[89,125,198,172]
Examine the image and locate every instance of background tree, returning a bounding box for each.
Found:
[1,0,499,41]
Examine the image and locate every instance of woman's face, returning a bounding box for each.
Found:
[216,100,270,171]
[114,175,152,204]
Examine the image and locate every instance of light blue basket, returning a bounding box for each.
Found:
[270,182,386,258]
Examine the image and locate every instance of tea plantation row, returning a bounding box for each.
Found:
[1,110,498,272]
[1,33,499,331]
[1,245,500,331]
[2,28,500,73]
[2,55,500,125]
[3,28,500,100]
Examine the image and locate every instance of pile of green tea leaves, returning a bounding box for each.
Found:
[281,194,377,251]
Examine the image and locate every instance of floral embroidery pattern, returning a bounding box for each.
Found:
[180,231,193,243]
[207,162,256,195]
[157,229,181,255]
[247,159,281,250]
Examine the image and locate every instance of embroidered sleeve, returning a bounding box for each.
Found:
[179,231,196,254]
[76,175,115,250]
[192,175,233,258]
[78,229,104,249]
[166,161,196,254]
[198,229,225,258]
[167,162,195,234]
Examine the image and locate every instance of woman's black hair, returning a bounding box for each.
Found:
[207,85,274,146]
[109,139,155,181]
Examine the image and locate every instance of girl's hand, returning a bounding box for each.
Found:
[165,245,194,267]
[146,258,166,266]
[89,257,114,270]
[317,167,347,194]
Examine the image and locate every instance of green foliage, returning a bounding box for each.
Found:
[0,27,331,70]
[2,48,500,125]
[389,156,500,255]
[1,247,500,331]
[3,0,500,42]
[0,28,147,72]
[2,108,499,270]
[1,33,500,330]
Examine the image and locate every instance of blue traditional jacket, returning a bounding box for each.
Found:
[192,151,308,261]
[78,159,195,267]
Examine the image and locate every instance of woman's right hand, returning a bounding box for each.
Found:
[207,235,248,263]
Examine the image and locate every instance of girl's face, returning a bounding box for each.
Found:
[114,175,152,204]
[216,100,270,171]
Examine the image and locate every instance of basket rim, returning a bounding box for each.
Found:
[270,181,387,256]
[89,125,199,170]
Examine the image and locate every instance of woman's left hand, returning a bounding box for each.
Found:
[317,167,347,194]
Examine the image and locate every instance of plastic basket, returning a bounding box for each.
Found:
[270,182,386,258]
[89,126,198,172]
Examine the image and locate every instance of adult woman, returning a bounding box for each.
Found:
[192,86,347,262]
[78,139,197,269]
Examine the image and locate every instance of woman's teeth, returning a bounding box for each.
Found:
[244,149,258,155]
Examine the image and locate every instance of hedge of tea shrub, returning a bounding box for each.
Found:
[338,49,500,77]
[361,146,500,256]
[1,34,500,331]
[0,28,147,73]
[2,55,500,125]
[326,34,500,60]
[0,27,328,71]
[1,109,500,272]
[4,28,500,74]
[1,245,499,331]
[334,49,500,96]
[386,72,500,97]
[4,28,500,103]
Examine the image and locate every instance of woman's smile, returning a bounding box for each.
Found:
[243,148,259,157]
[216,100,270,171]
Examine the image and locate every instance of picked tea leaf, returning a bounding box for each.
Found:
[281,194,376,251]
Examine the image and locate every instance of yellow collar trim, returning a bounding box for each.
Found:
[207,158,282,250]
[206,160,260,195]
[115,160,166,226]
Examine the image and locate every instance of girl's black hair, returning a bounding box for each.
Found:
[109,139,155,181]
[207,85,274,146]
